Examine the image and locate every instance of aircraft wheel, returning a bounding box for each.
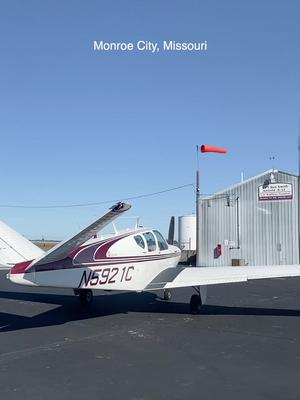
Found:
[163,289,172,301]
[79,289,93,306]
[190,294,202,315]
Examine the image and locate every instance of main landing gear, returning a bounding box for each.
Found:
[162,287,202,314]
[163,289,172,301]
[189,287,202,315]
[74,289,94,306]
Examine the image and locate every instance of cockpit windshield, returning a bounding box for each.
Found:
[153,230,168,251]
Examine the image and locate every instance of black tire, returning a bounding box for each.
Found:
[163,289,172,301]
[79,289,93,306]
[190,294,202,314]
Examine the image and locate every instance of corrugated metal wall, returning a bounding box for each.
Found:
[199,170,299,266]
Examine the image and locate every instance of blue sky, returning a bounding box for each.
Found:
[0,0,299,240]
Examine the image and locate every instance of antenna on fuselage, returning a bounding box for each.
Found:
[135,217,140,230]
[112,222,118,235]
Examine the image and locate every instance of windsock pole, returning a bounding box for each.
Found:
[196,144,228,267]
[196,168,201,267]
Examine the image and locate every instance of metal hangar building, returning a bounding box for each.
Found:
[199,169,298,267]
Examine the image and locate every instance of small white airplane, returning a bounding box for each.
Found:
[4,202,300,314]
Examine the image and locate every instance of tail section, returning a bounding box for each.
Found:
[0,220,44,269]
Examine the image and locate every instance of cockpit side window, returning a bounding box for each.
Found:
[134,235,145,249]
[153,230,168,251]
[143,232,157,252]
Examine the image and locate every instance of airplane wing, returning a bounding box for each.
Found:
[27,202,131,269]
[145,265,300,290]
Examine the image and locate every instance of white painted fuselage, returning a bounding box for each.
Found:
[8,228,181,292]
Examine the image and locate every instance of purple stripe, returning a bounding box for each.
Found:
[74,253,178,266]
[33,252,180,273]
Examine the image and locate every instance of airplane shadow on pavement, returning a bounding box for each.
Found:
[0,290,300,333]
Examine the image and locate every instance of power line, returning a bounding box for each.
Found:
[0,183,194,209]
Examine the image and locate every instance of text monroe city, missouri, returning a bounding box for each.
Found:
[93,40,208,53]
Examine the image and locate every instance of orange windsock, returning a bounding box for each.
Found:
[200,144,227,154]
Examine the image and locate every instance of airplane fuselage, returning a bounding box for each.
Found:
[8,228,181,292]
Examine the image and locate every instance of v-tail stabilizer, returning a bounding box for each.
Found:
[27,202,131,270]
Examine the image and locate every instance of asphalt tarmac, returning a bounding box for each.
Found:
[0,270,300,400]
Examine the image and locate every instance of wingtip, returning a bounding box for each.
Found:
[110,202,131,212]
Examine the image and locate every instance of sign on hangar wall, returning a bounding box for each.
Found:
[258,183,293,201]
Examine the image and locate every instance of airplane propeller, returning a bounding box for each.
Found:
[167,216,175,245]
